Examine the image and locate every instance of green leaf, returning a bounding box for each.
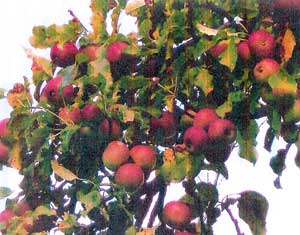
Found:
[77,190,102,215]
[33,205,56,217]
[0,187,13,199]
[237,120,258,164]
[60,125,80,152]
[125,226,137,235]
[238,191,268,235]
[216,100,232,118]
[194,68,213,96]
[270,149,286,176]
[219,38,237,71]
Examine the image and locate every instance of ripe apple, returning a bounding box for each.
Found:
[40,76,75,103]
[209,43,227,57]
[273,0,299,9]
[150,111,176,135]
[237,40,251,60]
[175,232,195,235]
[193,108,219,130]
[208,119,237,144]
[50,42,78,67]
[183,126,208,153]
[58,107,82,124]
[81,104,101,120]
[0,118,10,138]
[130,145,156,170]
[7,83,32,108]
[99,118,121,139]
[15,201,31,216]
[253,58,280,83]
[102,141,130,171]
[162,201,192,229]
[0,140,9,161]
[114,163,144,189]
[248,30,275,58]
[105,41,128,62]
[0,209,15,231]
[79,44,101,62]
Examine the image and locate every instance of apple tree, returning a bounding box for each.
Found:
[0,0,299,234]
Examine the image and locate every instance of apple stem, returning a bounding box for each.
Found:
[225,207,245,235]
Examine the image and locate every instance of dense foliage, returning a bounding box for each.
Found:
[0,0,300,234]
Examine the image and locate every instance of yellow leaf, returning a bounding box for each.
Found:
[125,0,145,14]
[123,109,135,123]
[196,23,239,37]
[163,148,175,163]
[282,28,295,63]
[165,95,175,112]
[8,141,22,170]
[51,160,78,181]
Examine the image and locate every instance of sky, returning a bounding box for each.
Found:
[0,1,300,234]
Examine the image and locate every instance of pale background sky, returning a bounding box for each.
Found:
[0,1,300,234]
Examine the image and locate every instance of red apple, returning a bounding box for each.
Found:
[0,118,10,138]
[210,43,227,57]
[130,145,156,170]
[15,201,31,216]
[100,118,121,139]
[253,58,280,83]
[193,108,219,130]
[50,42,78,67]
[81,104,101,120]
[114,163,144,189]
[237,40,251,60]
[208,119,237,144]
[0,209,15,231]
[150,111,176,135]
[163,201,192,229]
[58,107,82,124]
[102,141,130,171]
[106,41,128,62]
[40,76,75,103]
[0,140,9,161]
[183,126,208,153]
[248,30,275,58]
[273,0,300,9]
[79,44,101,62]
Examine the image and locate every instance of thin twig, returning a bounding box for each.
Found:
[225,207,245,235]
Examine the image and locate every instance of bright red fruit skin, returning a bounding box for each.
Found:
[106,41,128,62]
[40,76,75,103]
[273,0,300,9]
[248,30,275,58]
[0,118,10,138]
[0,209,15,231]
[0,141,9,161]
[130,145,156,170]
[79,44,101,62]
[163,201,192,229]
[183,126,208,153]
[208,119,237,144]
[210,43,227,57]
[193,108,219,130]
[100,119,121,139]
[50,42,78,67]
[81,104,101,120]
[253,58,280,82]
[237,40,251,60]
[58,107,82,124]
[114,163,144,189]
[102,141,130,171]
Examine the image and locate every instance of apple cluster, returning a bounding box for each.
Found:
[102,141,157,190]
[183,108,236,163]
